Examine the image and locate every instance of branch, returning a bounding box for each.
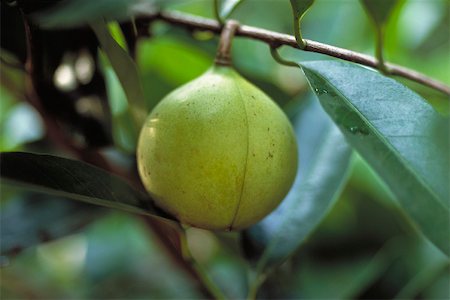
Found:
[137,10,450,96]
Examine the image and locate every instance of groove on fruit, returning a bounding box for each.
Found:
[229,72,250,231]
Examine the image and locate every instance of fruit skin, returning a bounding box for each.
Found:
[137,65,298,230]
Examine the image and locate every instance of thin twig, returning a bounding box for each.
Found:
[179,230,228,300]
[137,10,450,96]
[141,218,220,299]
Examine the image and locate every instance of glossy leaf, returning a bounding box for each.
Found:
[290,0,315,47]
[1,193,104,255]
[301,60,450,256]
[0,152,173,223]
[245,95,353,272]
[91,20,147,131]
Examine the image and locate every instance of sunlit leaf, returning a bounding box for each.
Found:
[108,22,129,51]
[245,95,353,272]
[0,103,44,151]
[102,64,138,153]
[91,20,147,132]
[0,152,174,224]
[301,60,450,256]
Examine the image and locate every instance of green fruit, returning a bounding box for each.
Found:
[137,65,298,230]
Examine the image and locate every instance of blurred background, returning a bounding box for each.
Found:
[1,0,449,298]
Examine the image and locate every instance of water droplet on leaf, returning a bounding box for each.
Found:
[348,126,369,135]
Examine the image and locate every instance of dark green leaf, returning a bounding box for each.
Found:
[291,237,406,299]
[0,193,104,255]
[393,237,449,299]
[34,0,158,28]
[360,0,403,71]
[360,0,400,26]
[245,95,353,273]
[290,0,315,18]
[0,152,173,223]
[301,60,450,256]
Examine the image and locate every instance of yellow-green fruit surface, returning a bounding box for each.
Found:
[137,65,298,230]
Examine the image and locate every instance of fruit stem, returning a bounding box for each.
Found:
[215,20,240,66]
[246,272,267,300]
[180,230,228,300]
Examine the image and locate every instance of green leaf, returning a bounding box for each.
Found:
[1,193,104,255]
[360,0,403,71]
[395,237,450,298]
[0,99,44,152]
[136,36,213,111]
[289,0,315,48]
[0,152,174,224]
[214,0,245,23]
[91,20,147,133]
[301,60,450,256]
[34,0,158,28]
[360,0,400,25]
[102,63,139,153]
[416,7,450,56]
[137,37,212,88]
[290,0,315,20]
[291,237,407,299]
[221,0,244,20]
[245,95,353,273]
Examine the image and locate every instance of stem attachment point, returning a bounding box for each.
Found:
[215,20,240,66]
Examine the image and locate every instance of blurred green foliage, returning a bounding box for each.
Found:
[1,0,449,299]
